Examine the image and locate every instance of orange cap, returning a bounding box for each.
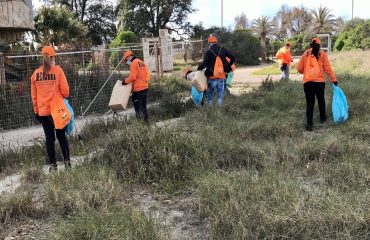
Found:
[123,50,133,62]
[41,46,56,57]
[208,35,217,43]
[312,37,321,45]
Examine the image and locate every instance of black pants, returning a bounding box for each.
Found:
[304,82,327,126]
[39,116,70,164]
[132,89,149,122]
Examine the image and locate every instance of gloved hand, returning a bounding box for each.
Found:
[280,63,287,71]
[334,82,338,86]
[122,80,128,86]
[35,114,41,122]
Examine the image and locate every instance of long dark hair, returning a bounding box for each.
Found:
[43,54,52,73]
[310,40,320,60]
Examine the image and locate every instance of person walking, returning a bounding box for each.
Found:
[31,46,71,171]
[197,35,235,107]
[276,42,293,80]
[122,50,150,123]
[296,38,338,131]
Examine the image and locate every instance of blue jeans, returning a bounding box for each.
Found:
[280,66,290,80]
[207,79,225,107]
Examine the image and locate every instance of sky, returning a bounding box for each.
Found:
[32,0,370,28]
[188,0,370,28]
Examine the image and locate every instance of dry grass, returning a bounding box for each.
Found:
[330,49,370,75]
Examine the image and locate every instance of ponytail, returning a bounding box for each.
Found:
[310,41,320,60]
[43,54,52,73]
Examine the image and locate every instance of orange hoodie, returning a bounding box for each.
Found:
[124,58,150,92]
[276,46,293,66]
[296,49,337,83]
[31,65,69,116]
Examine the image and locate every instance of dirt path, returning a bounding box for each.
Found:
[230,64,302,95]
[129,188,210,240]
[0,108,137,151]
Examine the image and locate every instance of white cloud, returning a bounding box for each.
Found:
[190,0,370,28]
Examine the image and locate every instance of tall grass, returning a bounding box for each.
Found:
[50,208,160,240]
[2,51,370,238]
[88,68,370,238]
[44,165,122,216]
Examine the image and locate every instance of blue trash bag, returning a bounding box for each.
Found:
[226,72,234,87]
[64,99,74,135]
[332,85,348,125]
[191,86,203,107]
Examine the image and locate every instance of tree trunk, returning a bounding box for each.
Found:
[261,36,266,61]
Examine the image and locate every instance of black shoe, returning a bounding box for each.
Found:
[305,124,313,131]
[64,161,72,169]
[49,164,58,172]
[320,118,327,124]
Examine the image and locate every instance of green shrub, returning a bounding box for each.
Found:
[334,19,370,51]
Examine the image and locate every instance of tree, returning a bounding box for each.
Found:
[234,13,249,30]
[84,3,117,45]
[252,16,274,60]
[334,19,370,51]
[109,31,138,66]
[51,0,117,45]
[272,5,313,40]
[311,6,337,34]
[118,0,194,37]
[33,6,88,47]
[50,0,90,22]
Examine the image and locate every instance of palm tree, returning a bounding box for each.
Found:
[252,16,274,61]
[33,6,88,47]
[311,6,337,34]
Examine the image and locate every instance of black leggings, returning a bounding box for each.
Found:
[39,116,70,164]
[304,82,326,126]
[132,89,149,122]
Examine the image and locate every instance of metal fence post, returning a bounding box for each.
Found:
[0,53,5,94]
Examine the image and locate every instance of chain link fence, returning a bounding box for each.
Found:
[0,40,206,131]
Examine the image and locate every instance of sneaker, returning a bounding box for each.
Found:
[305,124,313,132]
[49,164,58,172]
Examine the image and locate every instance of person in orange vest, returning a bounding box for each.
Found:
[296,38,338,131]
[276,42,293,80]
[31,46,70,171]
[122,50,150,123]
[198,34,235,107]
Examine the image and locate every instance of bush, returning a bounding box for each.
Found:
[334,19,370,51]
[109,30,139,66]
[191,26,263,65]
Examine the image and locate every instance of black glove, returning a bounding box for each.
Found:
[334,82,338,86]
[280,63,287,71]
[35,114,41,122]
[122,80,128,86]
